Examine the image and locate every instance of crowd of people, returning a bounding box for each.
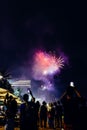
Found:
[2,84,87,130]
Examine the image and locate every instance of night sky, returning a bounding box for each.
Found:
[0,1,87,98]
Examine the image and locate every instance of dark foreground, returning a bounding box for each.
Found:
[0,126,64,130]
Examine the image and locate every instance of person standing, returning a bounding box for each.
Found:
[40,101,47,128]
[20,91,38,130]
[56,100,63,128]
[4,94,17,130]
[61,83,81,130]
[20,94,31,130]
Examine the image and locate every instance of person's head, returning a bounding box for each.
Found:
[57,100,60,105]
[42,101,46,105]
[23,94,29,102]
[5,93,9,100]
[9,95,13,100]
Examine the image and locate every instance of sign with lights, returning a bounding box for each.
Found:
[12,80,31,87]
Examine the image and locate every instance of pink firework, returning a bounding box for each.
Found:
[32,50,64,78]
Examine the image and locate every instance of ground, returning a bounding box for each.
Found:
[0,126,63,130]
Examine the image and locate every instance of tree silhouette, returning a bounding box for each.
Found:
[0,69,14,93]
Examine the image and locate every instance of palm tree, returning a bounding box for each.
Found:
[0,69,12,79]
[0,69,14,93]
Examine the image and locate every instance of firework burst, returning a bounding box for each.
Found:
[31,50,66,90]
[32,50,64,78]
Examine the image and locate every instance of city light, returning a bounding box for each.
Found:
[0,75,3,79]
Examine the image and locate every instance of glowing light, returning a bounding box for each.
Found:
[70,81,75,87]
[41,85,47,90]
[0,75,3,79]
[12,80,31,87]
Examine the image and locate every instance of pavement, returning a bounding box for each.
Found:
[0,126,64,130]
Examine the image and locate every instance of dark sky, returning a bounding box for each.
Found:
[0,1,87,97]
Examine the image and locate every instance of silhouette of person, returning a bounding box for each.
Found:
[35,101,40,127]
[79,97,87,130]
[48,103,55,129]
[4,94,17,130]
[20,94,30,130]
[40,101,47,128]
[61,83,81,130]
[56,100,63,128]
[20,92,38,130]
